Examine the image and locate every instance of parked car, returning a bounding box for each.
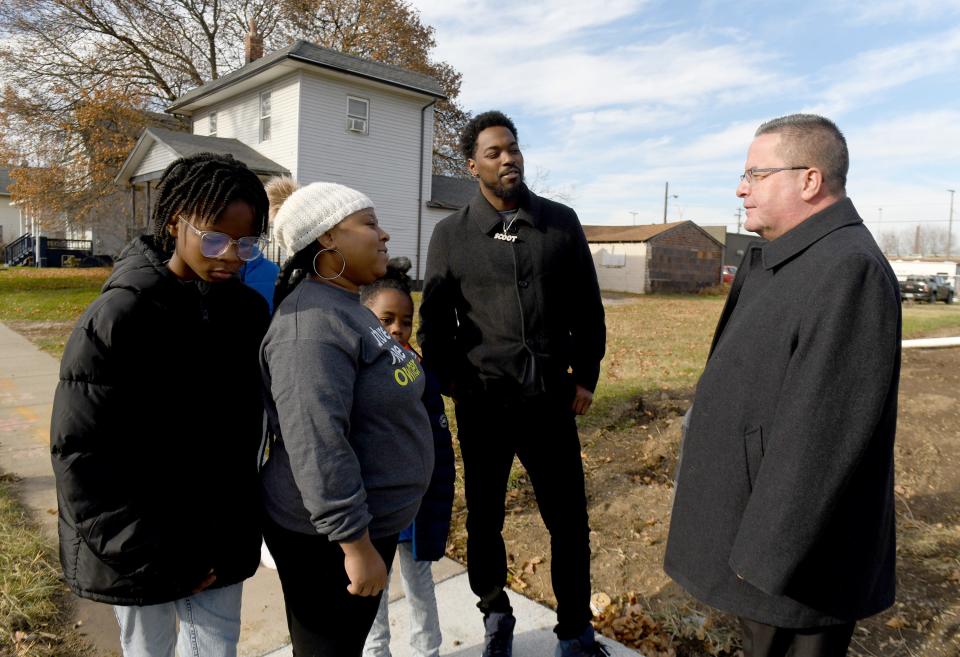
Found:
[900,276,954,303]
[721,265,737,284]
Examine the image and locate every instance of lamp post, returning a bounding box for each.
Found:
[629,211,638,226]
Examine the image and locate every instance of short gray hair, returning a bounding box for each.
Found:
[756,114,848,194]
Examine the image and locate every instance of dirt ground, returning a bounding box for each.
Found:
[446,347,960,657]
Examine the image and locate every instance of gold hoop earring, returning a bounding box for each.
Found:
[313,248,346,280]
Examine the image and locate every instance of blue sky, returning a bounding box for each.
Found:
[411,0,960,240]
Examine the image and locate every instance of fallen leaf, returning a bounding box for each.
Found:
[885,616,908,629]
[590,592,612,616]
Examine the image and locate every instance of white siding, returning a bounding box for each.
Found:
[133,142,179,179]
[589,242,649,294]
[0,198,21,245]
[297,73,434,278]
[422,204,457,280]
[192,74,300,178]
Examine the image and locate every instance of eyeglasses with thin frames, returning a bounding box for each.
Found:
[739,167,810,184]
[178,217,266,262]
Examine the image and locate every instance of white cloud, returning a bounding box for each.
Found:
[809,26,960,116]
[834,0,960,23]
[447,34,783,115]
[848,110,960,163]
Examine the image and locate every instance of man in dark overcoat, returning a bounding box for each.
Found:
[664,114,901,657]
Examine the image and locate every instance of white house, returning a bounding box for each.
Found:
[0,169,25,248]
[116,37,472,282]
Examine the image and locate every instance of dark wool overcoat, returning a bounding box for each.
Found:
[50,236,269,605]
[664,198,901,628]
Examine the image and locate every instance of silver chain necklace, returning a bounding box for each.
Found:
[502,210,520,233]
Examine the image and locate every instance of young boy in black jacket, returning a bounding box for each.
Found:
[50,154,271,657]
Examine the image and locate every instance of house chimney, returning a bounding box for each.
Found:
[244,18,263,64]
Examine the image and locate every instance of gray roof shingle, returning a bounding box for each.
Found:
[428,175,476,210]
[119,128,289,183]
[168,40,446,113]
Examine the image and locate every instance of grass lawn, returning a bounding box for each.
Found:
[0,267,109,357]
[0,474,88,656]
[1,266,958,433]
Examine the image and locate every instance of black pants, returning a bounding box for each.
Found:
[740,618,856,657]
[262,518,399,657]
[455,391,592,639]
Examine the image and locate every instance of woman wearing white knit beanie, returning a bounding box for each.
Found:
[258,178,434,657]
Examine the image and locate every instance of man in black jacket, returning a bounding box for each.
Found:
[419,111,606,657]
[664,115,900,657]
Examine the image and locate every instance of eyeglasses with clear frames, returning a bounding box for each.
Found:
[739,166,810,184]
[178,218,266,261]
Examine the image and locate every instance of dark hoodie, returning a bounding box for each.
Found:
[50,236,269,605]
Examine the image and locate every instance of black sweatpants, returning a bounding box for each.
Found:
[455,391,592,639]
[740,618,856,657]
[262,518,399,657]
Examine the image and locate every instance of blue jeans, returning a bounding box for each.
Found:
[362,542,442,657]
[112,583,243,657]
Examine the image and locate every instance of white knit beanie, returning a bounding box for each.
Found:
[272,182,374,256]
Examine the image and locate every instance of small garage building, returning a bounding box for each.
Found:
[583,221,724,294]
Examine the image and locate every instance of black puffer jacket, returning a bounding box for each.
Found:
[50,236,269,605]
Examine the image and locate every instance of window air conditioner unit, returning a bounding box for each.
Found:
[348,117,367,133]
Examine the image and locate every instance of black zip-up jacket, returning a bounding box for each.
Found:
[419,185,605,400]
[50,236,269,605]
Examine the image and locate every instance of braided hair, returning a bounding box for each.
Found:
[273,241,320,310]
[151,153,269,254]
[359,256,413,305]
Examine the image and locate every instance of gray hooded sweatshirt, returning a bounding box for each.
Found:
[260,280,433,542]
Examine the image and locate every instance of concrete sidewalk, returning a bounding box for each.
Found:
[0,320,638,657]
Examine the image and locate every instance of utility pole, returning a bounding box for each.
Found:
[629,211,638,226]
[878,207,882,223]
[948,189,955,258]
[735,208,743,233]
[914,225,921,256]
[662,182,678,224]
[662,182,669,224]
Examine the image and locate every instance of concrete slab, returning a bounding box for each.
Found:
[263,571,639,657]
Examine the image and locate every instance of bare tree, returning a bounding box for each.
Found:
[919,225,949,257]
[526,166,576,206]
[876,230,900,255]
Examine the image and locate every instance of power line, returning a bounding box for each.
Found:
[865,219,956,225]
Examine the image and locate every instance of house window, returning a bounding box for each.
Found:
[260,91,272,142]
[346,97,369,135]
[209,112,217,136]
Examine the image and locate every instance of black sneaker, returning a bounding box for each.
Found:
[482,611,516,657]
[555,626,611,657]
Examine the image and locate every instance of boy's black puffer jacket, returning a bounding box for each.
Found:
[50,236,269,605]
